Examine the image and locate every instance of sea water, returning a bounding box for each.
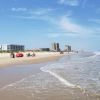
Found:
[41,52,100,94]
[0,52,100,100]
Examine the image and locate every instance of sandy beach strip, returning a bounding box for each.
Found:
[0,52,66,68]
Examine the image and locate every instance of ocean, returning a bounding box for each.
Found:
[42,53,100,92]
[0,52,100,100]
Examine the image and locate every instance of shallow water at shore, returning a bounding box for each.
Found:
[0,72,97,100]
[0,53,100,100]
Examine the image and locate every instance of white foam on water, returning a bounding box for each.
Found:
[48,70,75,87]
[41,64,77,88]
[1,78,25,91]
[94,51,100,57]
[88,51,100,59]
[0,75,35,91]
[0,61,89,95]
[40,63,88,94]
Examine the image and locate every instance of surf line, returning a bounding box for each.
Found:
[48,70,75,87]
[40,65,75,88]
[0,74,35,91]
[40,64,87,95]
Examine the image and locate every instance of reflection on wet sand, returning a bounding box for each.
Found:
[0,72,98,100]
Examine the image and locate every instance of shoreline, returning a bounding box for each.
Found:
[0,52,67,68]
[0,52,99,100]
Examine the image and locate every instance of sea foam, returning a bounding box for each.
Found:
[40,63,88,94]
[94,51,100,56]
[40,63,76,88]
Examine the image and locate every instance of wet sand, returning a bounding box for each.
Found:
[0,53,99,100]
[0,71,98,100]
[0,64,44,89]
[0,52,66,89]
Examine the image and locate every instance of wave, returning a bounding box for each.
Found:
[77,51,100,60]
[0,75,35,91]
[94,51,100,56]
[47,70,75,87]
[40,63,88,95]
[86,51,100,59]
[40,64,84,91]
[78,50,95,57]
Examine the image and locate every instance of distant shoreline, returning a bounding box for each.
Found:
[0,52,68,68]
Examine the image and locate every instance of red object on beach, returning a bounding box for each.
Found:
[16,53,24,57]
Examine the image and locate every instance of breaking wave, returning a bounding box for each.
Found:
[40,63,82,90]
[40,65,75,87]
[94,52,100,56]
[40,53,100,94]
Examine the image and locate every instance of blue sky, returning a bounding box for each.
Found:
[0,0,100,51]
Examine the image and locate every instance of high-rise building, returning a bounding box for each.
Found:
[51,43,60,51]
[64,45,71,52]
[52,43,56,51]
[0,44,25,51]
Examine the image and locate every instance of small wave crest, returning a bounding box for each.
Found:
[78,50,95,57]
[87,51,100,59]
[0,75,35,91]
[40,63,89,95]
[94,52,100,56]
[40,63,82,89]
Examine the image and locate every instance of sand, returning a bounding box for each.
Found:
[0,52,66,68]
[0,52,99,100]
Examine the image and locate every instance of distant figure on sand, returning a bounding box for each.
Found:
[27,53,31,57]
[26,52,35,57]
[60,51,63,54]
[10,52,15,58]
[32,52,35,57]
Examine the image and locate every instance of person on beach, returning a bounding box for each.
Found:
[10,52,15,58]
[32,52,35,57]
[26,52,35,57]
[27,53,31,57]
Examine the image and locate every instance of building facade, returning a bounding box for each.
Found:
[39,48,50,51]
[51,43,60,51]
[0,44,25,51]
[64,45,71,52]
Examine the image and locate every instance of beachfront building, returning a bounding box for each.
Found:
[64,45,71,52]
[39,48,50,51]
[51,42,60,52]
[0,44,25,51]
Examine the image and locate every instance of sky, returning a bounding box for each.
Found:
[0,0,100,51]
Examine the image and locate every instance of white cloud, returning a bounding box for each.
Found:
[58,0,80,6]
[10,8,56,23]
[47,32,79,38]
[11,7,55,15]
[29,8,54,15]
[9,7,100,38]
[9,15,33,19]
[11,8,27,12]
[59,15,93,35]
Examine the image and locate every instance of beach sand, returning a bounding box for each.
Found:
[0,52,98,100]
[0,52,66,89]
[0,52,66,68]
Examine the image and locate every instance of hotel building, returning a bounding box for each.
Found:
[0,44,25,51]
[64,45,71,52]
[51,43,60,51]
